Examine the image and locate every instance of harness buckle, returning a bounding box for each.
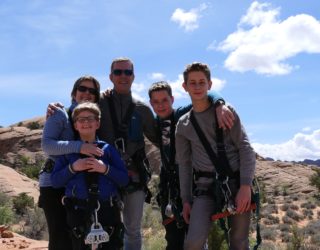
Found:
[115,138,125,153]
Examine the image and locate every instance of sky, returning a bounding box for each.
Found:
[1,0,320,161]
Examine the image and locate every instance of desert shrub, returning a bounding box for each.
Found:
[18,155,42,180]
[289,204,299,210]
[27,121,40,130]
[280,231,291,242]
[302,209,313,219]
[279,223,290,232]
[208,221,228,250]
[282,216,294,225]
[0,205,15,224]
[17,121,23,126]
[265,214,280,225]
[286,225,304,250]
[304,220,320,236]
[21,164,41,180]
[22,207,47,240]
[261,227,277,240]
[261,204,278,217]
[281,184,290,196]
[0,192,11,206]
[310,232,320,245]
[256,178,267,204]
[273,186,280,196]
[258,241,280,250]
[300,202,316,210]
[12,193,34,215]
[291,194,300,201]
[280,203,290,211]
[309,168,320,192]
[286,209,303,221]
[142,204,166,249]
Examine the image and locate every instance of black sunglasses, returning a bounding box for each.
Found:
[112,69,133,76]
[77,85,97,95]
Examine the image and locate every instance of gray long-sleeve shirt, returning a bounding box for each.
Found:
[175,104,256,204]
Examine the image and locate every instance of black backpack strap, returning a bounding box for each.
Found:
[189,110,235,178]
[156,112,176,168]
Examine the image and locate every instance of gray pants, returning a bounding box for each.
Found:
[123,190,145,250]
[184,196,250,250]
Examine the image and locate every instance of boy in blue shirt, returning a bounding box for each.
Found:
[51,102,128,250]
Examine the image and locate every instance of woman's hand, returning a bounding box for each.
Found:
[80,143,104,157]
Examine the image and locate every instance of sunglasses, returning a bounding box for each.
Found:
[77,85,97,95]
[112,69,133,76]
[75,116,97,123]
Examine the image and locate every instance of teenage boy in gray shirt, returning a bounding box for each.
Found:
[175,62,256,250]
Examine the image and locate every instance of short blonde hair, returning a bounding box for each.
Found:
[72,102,101,122]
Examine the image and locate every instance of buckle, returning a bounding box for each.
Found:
[114,138,125,153]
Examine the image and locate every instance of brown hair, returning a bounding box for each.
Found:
[183,62,211,83]
[72,102,101,122]
[70,75,101,103]
[110,57,134,72]
[148,81,172,99]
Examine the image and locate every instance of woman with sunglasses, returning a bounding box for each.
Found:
[39,75,103,250]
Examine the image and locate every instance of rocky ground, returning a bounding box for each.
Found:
[0,118,319,249]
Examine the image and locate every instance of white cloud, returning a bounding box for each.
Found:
[131,82,146,101]
[302,127,311,132]
[217,1,320,75]
[211,78,226,92]
[149,73,166,81]
[171,3,208,32]
[252,129,320,161]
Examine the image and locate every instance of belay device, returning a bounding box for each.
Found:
[85,201,109,249]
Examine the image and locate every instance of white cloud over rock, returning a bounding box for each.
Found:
[217,1,320,75]
[171,3,207,32]
[252,129,320,161]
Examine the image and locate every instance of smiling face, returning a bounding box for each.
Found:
[73,110,100,139]
[73,80,98,104]
[183,71,212,102]
[150,89,174,119]
[109,60,135,94]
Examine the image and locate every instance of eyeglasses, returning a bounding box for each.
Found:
[75,116,97,123]
[77,85,97,95]
[112,69,133,76]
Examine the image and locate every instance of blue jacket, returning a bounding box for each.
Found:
[51,140,129,201]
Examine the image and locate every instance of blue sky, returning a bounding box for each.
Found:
[1,0,320,161]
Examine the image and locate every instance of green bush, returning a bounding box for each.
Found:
[287,225,304,250]
[12,193,34,215]
[22,207,47,240]
[286,209,303,222]
[27,121,40,130]
[21,165,41,180]
[310,168,320,192]
[208,221,228,250]
[18,155,43,180]
[0,192,11,206]
[0,205,14,224]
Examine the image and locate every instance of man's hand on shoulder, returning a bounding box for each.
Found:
[216,104,235,130]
